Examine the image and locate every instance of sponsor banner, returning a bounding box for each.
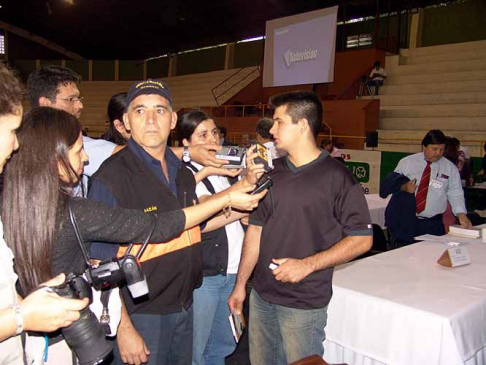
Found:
[338,149,382,194]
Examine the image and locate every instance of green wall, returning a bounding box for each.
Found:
[92,60,115,81]
[177,46,226,76]
[119,60,144,81]
[380,151,410,182]
[10,59,36,82]
[234,40,264,68]
[66,60,89,81]
[147,57,169,79]
[422,0,486,47]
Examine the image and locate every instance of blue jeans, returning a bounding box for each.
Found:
[367,79,384,95]
[249,290,327,365]
[192,274,237,365]
[111,307,193,365]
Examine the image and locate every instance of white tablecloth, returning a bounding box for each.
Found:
[324,241,486,365]
[365,194,390,229]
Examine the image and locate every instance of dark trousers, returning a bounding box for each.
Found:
[367,80,384,95]
[392,214,445,248]
[414,215,446,237]
[110,306,194,365]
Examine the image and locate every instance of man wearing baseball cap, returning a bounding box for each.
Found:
[89,79,205,365]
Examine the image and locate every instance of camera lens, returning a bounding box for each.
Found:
[62,308,113,365]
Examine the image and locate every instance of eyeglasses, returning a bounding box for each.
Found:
[51,96,84,103]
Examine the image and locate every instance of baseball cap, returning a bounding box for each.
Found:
[126,79,172,107]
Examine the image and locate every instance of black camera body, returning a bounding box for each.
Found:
[51,273,93,302]
[87,254,148,298]
[50,274,112,365]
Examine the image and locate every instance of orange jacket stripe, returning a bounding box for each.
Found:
[117,226,202,263]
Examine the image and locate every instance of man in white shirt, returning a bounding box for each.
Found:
[367,61,387,95]
[392,130,472,242]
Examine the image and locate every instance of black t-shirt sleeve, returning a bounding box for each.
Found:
[249,189,271,227]
[70,198,186,244]
[334,173,373,237]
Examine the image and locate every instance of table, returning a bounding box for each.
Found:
[365,194,390,229]
[323,241,486,365]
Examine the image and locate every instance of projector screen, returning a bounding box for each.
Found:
[263,6,338,87]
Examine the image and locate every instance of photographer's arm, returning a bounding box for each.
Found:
[196,145,265,193]
[183,185,265,231]
[116,298,150,365]
[84,181,263,247]
[194,167,242,184]
[201,209,248,233]
[170,144,229,168]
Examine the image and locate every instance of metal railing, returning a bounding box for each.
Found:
[211,66,261,106]
[202,104,271,118]
[199,104,332,137]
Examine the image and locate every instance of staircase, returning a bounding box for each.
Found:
[369,40,486,156]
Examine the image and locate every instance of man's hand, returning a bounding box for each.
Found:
[203,166,242,179]
[228,284,246,315]
[271,258,315,284]
[189,144,229,168]
[457,213,473,229]
[400,179,417,194]
[20,274,89,333]
[117,324,150,365]
[244,145,266,185]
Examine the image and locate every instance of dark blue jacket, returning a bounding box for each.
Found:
[380,172,416,242]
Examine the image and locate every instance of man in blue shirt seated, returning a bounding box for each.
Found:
[390,129,472,245]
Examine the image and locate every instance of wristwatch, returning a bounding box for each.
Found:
[182,146,191,163]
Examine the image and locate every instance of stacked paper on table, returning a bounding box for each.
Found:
[449,225,481,239]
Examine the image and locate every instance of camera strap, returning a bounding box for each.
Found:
[68,199,91,267]
[185,163,216,195]
[125,215,157,260]
[68,198,156,262]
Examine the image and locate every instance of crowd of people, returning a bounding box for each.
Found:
[0,58,480,365]
[0,62,372,365]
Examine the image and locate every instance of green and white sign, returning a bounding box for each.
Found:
[339,149,381,194]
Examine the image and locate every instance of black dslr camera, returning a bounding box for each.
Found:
[69,201,153,299]
[55,201,157,364]
[50,274,112,365]
[87,255,148,298]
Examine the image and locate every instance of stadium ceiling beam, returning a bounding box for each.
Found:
[0,21,84,60]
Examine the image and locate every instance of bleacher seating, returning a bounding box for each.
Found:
[367,39,486,156]
[78,67,258,136]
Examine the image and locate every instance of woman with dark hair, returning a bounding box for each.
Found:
[176,110,265,365]
[2,107,264,364]
[0,64,88,365]
[102,92,130,145]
